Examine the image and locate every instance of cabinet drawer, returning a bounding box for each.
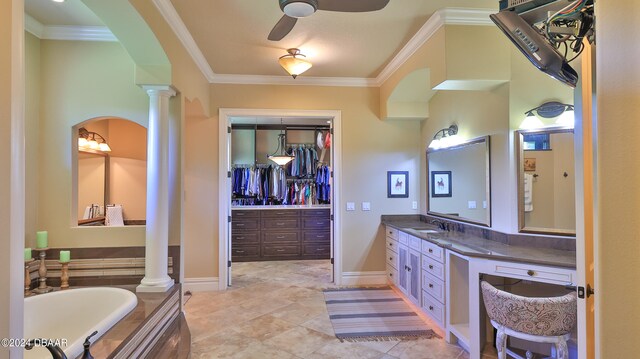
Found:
[386,226,398,240]
[422,257,445,281]
[302,218,331,229]
[303,244,330,256]
[301,209,330,217]
[386,238,398,254]
[303,231,330,243]
[261,219,299,229]
[262,209,299,218]
[263,232,299,243]
[263,245,300,257]
[232,219,260,231]
[422,241,444,263]
[386,250,398,269]
[422,271,445,304]
[398,231,409,245]
[231,245,260,258]
[409,235,422,251]
[231,210,260,218]
[492,263,574,285]
[422,291,445,328]
[386,264,398,286]
[232,233,259,244]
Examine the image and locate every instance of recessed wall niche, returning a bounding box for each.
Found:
[74,117,147,226]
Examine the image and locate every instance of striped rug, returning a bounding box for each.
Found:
[323,287,440,342]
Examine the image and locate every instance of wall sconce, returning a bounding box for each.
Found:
[278,48,312,79]
[520,101,574,129]
[78,127,111,152]
[267,120,294,165]
[428,124,459,150]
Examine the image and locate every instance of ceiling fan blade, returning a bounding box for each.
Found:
[317,0,389,12]
[268,15,298,41]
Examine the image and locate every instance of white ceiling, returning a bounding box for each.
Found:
[24,0,499,79]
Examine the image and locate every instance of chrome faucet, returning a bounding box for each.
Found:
[430,219,452,232]
[25,339,67,359]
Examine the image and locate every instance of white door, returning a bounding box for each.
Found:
[408,249,421,305]
[398,244,409,294]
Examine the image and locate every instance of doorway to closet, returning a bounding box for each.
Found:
[218,109,342,290]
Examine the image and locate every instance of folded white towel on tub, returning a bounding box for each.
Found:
[524,173,533,212]
[106,205,124,226]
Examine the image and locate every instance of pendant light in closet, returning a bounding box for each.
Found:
[268,119,294,166]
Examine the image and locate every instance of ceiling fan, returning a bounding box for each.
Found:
[268,0,390,41]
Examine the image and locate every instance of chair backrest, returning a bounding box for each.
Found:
[481,281,577,336]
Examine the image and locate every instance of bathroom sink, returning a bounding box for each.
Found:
[414,229,440,234]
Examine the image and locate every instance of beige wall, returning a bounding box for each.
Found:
[183,84,422,278]
[25,31,40,248]
[595,1,640,356]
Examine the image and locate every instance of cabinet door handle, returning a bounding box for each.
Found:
[389,243,393,246]
[316,248,325,251]
[317,222,325,225]
[276,212,286,215]
[428,249,433,253]
[317,235,325,238]
[236,250,245,253]
[276,249,285,252]
[429,265,434,270]
[389,273,393,277]
[236,223,245,226]
[236,236,245,240]
[429,284,434,288]
[277,236,285,239]
[527,270,535,276]
[276,223,285,226]
[429,306,434,311]
[236,213,245,216]
[407,266,411,272]
[389,257,393,260]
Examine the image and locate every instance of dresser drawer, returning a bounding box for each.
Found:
[302,218,331,229]
[263,232,298,243]
[492,263,574,285]
[422,257,445,281]
[422,271,445,304]
[303,231,330,243]
[398,231,409,245]
[303,243,330,257]
[263,245,300,257]
[231,210,260,218]
[301,209,330,217]
[422,291,445,328]
[231,232,259,244]
[422,240,445,263]
[386,264,398,286]
[261,209,299,218]
[261,219,299,229]
[385,226,398,240]
[386,250,399,269]
[409,235,422,251]
[386,238,398,254]
[232,219,260,231]
[231,245,260,258]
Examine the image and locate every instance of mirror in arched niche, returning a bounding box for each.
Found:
[75,117,147,226]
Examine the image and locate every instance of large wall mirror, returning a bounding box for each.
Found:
[75,118,147,226]
[516,128,575,235]
[427,136,491,226]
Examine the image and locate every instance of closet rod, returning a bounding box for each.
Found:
[231,124,330,131]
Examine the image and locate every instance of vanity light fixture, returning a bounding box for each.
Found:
[428,124,459,150]
[278,48,312,79]
[78,127,111,152]
[267,120,294,166]
[520,101,574,129]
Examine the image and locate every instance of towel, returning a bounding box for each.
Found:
[82,206,91,219]
[523,173,533,212]
[105,205,125,226]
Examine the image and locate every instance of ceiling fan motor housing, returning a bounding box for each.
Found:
[280,0,318,18]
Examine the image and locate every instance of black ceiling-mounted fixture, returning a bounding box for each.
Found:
[268,0,390,41]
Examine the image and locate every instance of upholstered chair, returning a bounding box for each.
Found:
[480,281,577,359]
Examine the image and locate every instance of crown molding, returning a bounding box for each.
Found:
[24,14,116,42]
[152,0,216,82]
[212,74,378,87]
[374,8,494,86]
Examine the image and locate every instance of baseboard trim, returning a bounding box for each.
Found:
[183,277,219,292]
[340,271,387,286]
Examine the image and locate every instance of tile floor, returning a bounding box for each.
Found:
[184,260,498,359]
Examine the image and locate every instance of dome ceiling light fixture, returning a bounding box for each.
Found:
[278,48,312,79]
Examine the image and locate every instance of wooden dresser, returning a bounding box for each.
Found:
[231,207,331,262]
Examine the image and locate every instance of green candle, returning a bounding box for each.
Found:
[36,231,48,249]
[59,250,70,263]
[24,248,32,261]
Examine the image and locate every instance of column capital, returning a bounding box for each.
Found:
[141,85,177,98]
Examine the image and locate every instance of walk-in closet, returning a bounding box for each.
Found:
[229,117,333,284]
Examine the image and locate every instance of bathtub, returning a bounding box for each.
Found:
[24,287,137,359]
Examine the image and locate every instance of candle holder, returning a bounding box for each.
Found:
[33,248,53,294]
[59,261,70,290]
[24,259,35,297]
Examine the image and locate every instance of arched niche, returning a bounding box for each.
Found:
[385,68,436,121]
[73,117,147,227]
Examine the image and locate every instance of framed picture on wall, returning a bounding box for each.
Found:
[524,158,537,171]
[431,171,452,197]
[387,171,409,198]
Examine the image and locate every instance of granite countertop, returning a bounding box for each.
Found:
[232,205,331,210]
[382,219,576,269]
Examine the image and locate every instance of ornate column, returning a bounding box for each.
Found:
[137,85,176,293]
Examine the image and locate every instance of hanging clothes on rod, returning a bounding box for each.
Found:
[315,164,331,204]
[286,144,318,178]
[231,164,287,204]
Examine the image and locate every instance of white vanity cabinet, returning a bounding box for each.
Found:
[421,239,447,329]
[385,227,399,286]
[386,227,421,305]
